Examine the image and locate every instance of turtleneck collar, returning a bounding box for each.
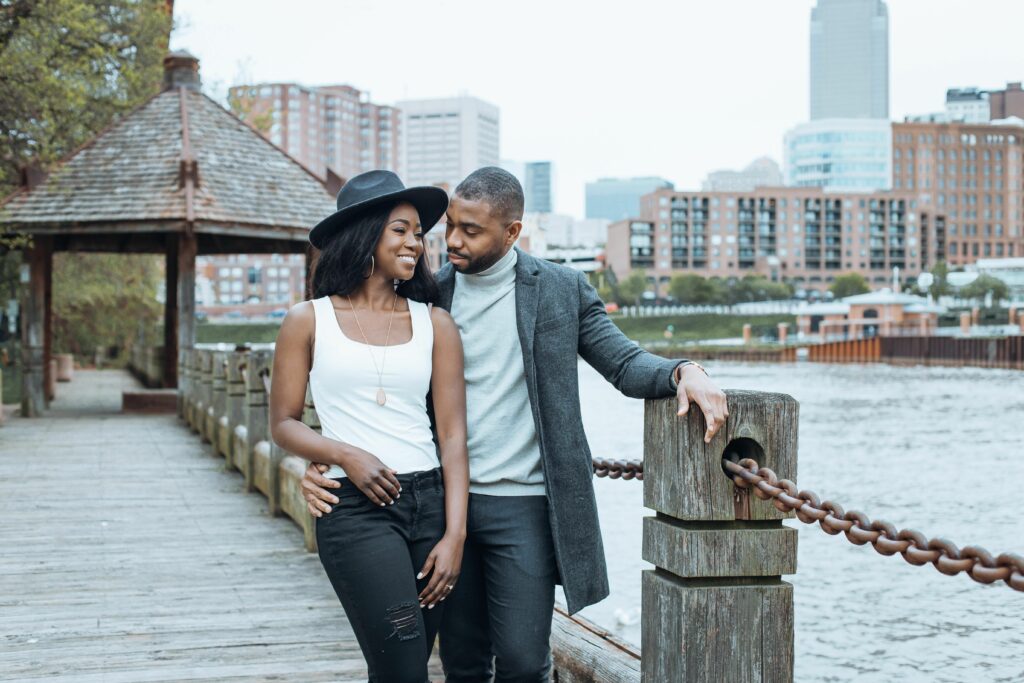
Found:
[457,247,517,287]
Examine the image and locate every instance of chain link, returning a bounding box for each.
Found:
[591,457,644,481]
[723,457,1024,592]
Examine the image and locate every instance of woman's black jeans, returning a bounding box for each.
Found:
[316,467,446,683]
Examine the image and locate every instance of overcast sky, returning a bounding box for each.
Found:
[170,0,1024,217]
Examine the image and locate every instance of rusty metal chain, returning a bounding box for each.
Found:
[591,458,644,480]
[723,457,1024,592]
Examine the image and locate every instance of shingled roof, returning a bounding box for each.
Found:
[0,53,335,241]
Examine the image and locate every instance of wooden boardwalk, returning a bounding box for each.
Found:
[0,370,439,682]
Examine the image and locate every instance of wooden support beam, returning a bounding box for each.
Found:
[43,243,53,403]
[177,231,197,370]
[164,234,179,388]
[20,237,52,417]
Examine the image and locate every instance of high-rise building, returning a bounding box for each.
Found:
[501,160,554,213]
[585,177,674,222]
[606,187,944,295]
[227,83,401,181]
[892,119,1023,266]
[524,162,553,213]
[399,96,500,191]
[702,157,783,192]
[809,0,889,120]
[785,119,893,191]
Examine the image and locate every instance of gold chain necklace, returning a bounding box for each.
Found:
[346,292,399,407]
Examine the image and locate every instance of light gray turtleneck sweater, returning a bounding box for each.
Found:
[450,248,545,496]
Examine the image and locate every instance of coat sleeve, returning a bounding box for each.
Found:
[575,271,686,399]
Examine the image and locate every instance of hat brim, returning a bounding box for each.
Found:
[309,185,450,249]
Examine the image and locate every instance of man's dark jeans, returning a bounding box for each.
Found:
[439,493,558,682]
[316,467,445,683]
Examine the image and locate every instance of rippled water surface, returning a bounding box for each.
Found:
[570,361,1024,683]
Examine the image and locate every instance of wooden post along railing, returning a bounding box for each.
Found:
[642,391,798,682]
[240,349,272,493]
[208,352,228,456]
[224,350,249,470]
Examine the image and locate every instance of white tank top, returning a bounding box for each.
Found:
[309,295,439,478]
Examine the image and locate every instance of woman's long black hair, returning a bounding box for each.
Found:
[311,201,439,304]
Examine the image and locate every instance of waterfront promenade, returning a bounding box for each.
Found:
[0,370,439,681]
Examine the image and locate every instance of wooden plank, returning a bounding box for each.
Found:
[642,516,797,578]
[0,369,436,681]
[550,605,640,683]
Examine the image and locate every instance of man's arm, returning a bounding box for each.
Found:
[576,272,728,442]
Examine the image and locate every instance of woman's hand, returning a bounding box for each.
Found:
[339,447,402,506]
[417,533,465,609]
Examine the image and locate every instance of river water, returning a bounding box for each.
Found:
[571,361,1024,682]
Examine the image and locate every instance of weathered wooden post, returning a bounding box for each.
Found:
[240,350,272,492]
[204,351,224,444]
[642,390,798,682]
[209,353,228,458]
[177,348,189,419]
[223,349,248,468]
[198,350,215,442]
[960,311,971,336]
[743,323,753,345]
[189,350,208,434]
[55,354,74,382]
[278,383,320,550]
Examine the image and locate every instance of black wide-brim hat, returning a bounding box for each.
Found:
[309,170,450,249]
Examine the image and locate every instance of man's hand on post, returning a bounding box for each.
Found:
[675,363,729,443]
[302,462,341,517]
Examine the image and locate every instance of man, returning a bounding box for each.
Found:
[302,167,727,681]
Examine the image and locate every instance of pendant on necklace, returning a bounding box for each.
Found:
[376,387,387,406]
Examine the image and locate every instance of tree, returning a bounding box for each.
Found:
[617,270,648,306]
[829,273,870,299]
[228,89,273,135]
[959,274,1009,304]
[51,253,164,359]
[0,1,172,197]
[669,274,720,304]
[928,260,952,299]
[728,275,792,304]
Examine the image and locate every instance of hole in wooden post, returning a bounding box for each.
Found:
[722,438,766,520]
[721,437,765,476]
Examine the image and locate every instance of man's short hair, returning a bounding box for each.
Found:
[453,167,525,223]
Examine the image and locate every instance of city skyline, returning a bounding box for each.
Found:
[170,0,1024,217]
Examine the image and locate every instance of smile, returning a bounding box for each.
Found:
[398,256,416,264]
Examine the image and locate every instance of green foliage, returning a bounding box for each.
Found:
[958,274,1009,303]
[196,322,281,345]
[613,313,796,343]
[829,272,870,299]
[669,274,722,304]
[667,274,792,305]
[227,89,273,135]
[616,270,648,305]
[928,260,952,299]
[51,253,163,359]
[0,0,172,196]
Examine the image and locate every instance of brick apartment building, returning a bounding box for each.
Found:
[228,82,401,182]
[608,188,942,294]
[607,119,1023,294]
[196,253,307,319]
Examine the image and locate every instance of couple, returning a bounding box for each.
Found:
[270,166,728,682]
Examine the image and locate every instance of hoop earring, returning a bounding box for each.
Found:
[364,255,375,279]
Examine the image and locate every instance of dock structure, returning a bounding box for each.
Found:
[0,369,441,681]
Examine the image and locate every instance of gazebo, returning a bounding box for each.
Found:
[0,52,335,416]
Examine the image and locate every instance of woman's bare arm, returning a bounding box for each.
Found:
[269,301,401,506]
[417,307,469,607]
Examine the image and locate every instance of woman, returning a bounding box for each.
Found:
[270,170,468,682]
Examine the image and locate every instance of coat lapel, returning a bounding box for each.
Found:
[435,263,455,312]
[514,247,540,363]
